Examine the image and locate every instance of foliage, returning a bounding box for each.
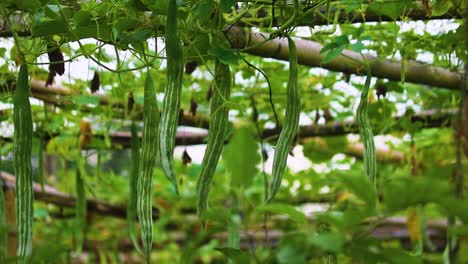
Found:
[0,0,466,263]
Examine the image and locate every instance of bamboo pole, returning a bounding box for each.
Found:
[225,26,466,90]
[0,172,160,220]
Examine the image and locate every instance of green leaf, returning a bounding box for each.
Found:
[126,0,149,11]
[322,45,345,64]
[73,11,93,26]
[32,12,68,37]
[380,248,422,264]
[302,136,348,163]
[339,0,362,14]
[338,171,377,209]
[72,25,113,41]
[368,0,416,20]
[432,0,452,16]
[114,18,140,32]
[355,26,365,38]
[198,0,214,23]
[256,203,308,226]
[209,46,242,65]
[4,0,41,12]
[382,177,452,212]
[438,197,468,223]
[223,126,260,188]
[307,232,345,253]
[130,28,152,42]
[200,207,231,224]
[219,0,237,12]
[350,42,365,53]
[216,247,251,263]
[71,95,99,106]
[276,244,307,264]
[34,208,49,219]
[320,43,338,55]
[334,35,350,46]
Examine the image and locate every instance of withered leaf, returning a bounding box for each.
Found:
[182,149,192,166]
[190,97,198,117]
[90,71,100,93]
[185,61,198,75]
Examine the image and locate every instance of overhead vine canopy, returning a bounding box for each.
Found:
[0,0,467,263]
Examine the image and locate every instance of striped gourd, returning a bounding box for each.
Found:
[0,138,5,263]
[0,150,6,263]
[356,70,377,184]
[38,137,44,191]
[159,0,183,195]
[137,72,159,261]
[75,163,86,254]
[128,122,141,253]
[13,63,33,263]
[266,37,300,203]
[196,59,231,216]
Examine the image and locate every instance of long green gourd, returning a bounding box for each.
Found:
[38,138,44,191]
[196,59,231,216]
[128,122,141,253]
[75,162,86,254]
[137,72,159,262]
[0,183,5,263]
[266,37,300,203]
[159,0,183,195]
[0,140,6,263]
[13,63,33,263]
[356,70,377,183]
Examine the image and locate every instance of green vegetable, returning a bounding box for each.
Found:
[159,0,183,195]
[13,64,34,263]
[75,162,86,254]
[38,137,44,192]
[0,163,5,263]
[356,70,377,184]
[266,37,300,202]
[137,72,160,262]
[196,59,232,216]
[0,139,5,263]
[128,122,142,254]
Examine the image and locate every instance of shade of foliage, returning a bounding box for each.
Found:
[0,0,466,263]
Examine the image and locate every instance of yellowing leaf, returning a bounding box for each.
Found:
[406,207,421,243]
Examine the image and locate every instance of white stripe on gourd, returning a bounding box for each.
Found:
[159,0,183,195]
[196,59,232,216]
[266,37,300,203]
[137,72,160,262]
[13,64,34,263]
[356,70,377,184]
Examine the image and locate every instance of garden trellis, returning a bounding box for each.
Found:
[0,0,466,263]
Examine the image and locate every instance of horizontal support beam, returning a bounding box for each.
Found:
[83,218,448,253]
[0,171,160,219]
[225,26,466,90]
[2,79,211,129]
[0,4,463,38]
[0,109,457,150]
[298,4,462,26]
[264,108,457,138]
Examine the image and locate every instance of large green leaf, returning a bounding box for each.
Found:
[307,232,345,253]
[382,177,452,212]
[302,136,348,163]
[256,203,308,226]
[276,244,307,264]
[223,126,260,188]
[216,247,251,263]
[338,171,377,209]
